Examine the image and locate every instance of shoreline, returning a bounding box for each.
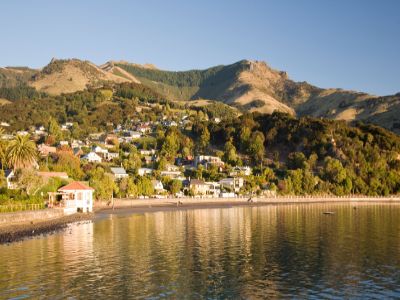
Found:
[0,213,94,244]
[1,196,400,244]
[95,196,400,214]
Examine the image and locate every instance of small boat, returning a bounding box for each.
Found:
[323,211,335,215]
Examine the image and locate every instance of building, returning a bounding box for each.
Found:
[151,180,164,193]
[194,155,225,168]
[229,166,252,176]
[160,171,183,179]
[93,145,108,155]
[58,181,94,213]
[5,170,16,189]
[138,168,154,176]
[38,144,57,157]
[206,181,221,196]
[189,179,209,195]
[140,149,156,156]
[81,152,102,163]
[219,177,244,193]
[105,152,119,161]
[110,167,128,180]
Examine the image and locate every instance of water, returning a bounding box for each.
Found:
[1,203,400,299]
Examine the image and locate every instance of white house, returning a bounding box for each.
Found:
[229,166,252,176]
[5,170,16,189]
[151,180,164,193]
[58,181,94,214]
[93,145,108,155]
[81,152,102,163]
[219,177,244,193]
[105,152,119,161]
[138,168,153,176]
[110,167,128,180]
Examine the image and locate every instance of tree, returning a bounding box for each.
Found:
[168,179,182,195]
[248,131,265,167]
[161,130,180,161]
[137,177,154,196]
[223,139,239,165]
[15,169,45,195]
[88,167,115,200]
[48,118,62,142]
[6,134,37,170]
[323,157,347,184]
[198,126,210,152]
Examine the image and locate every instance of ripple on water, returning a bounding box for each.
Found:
[0,204,400,298]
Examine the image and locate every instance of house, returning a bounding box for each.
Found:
[189,179,209,195]
[229,166,252,177]
[38,144,57,157]
[37,171,69,179]
[5,170,16,189]
[59,141,69,146]
[105,152,119,161]
[81,152,102,163]
[110,167,128,180]
[151,180,164,193]
[194,155,225,168]
[93,145,108,155]
[73,147,84,157]
[160,171,183,179]
[143,155,155,165]
[136,124,151,134]
[104,134,119,148]
[206,181,220,196]
[124,131,141,139]
[58,181,94,214]
[140,149,156,156]
[219,177,244,193]
[138,168,153,176]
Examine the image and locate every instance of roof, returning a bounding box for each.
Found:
[190,179,207,185]
[37,171,69,178]
[4,169,14,178]
[110,167,127,175]
[58,181,94,191]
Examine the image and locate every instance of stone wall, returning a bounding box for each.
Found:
[0,209,65,225]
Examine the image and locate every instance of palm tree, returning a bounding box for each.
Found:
[0,127,7,169]
[6,134,37,170]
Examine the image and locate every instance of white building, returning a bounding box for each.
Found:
[152,180,164,193]
[229,166,252,176]
[110,167,129,180]
[219,177,244,193]
[81,152,102,163]
[138,168,154,176]
[58,181,94,214]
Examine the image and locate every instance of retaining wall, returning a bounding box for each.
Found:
[0,209,64,225]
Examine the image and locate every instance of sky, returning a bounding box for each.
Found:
[0,0,399,95]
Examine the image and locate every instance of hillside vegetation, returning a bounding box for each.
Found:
[0,58,399,134]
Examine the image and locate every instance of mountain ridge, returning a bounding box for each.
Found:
[0,57,399,134]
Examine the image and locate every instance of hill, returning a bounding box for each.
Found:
[0,66,37,88]
[0,58,399,134]
[28,58,139,95]
[116,60,400,134]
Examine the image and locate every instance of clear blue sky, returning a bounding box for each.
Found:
[0,0,399,95]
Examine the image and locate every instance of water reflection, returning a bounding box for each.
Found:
[1,203,400,299]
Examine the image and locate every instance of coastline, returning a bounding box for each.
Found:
[1,196,400,244]
[0,213,94,244]
[95,196,400,214]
